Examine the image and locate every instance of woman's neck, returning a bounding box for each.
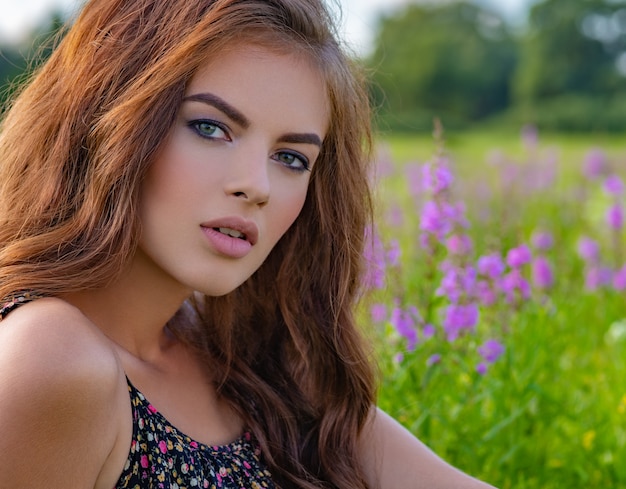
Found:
[60,249,193,362]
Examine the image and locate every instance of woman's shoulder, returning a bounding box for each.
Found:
[0,296,122,381]
[0,297,129,488]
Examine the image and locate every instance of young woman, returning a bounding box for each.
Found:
[0,0,495,488]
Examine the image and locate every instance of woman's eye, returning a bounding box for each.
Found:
[189,120,230,141]
[273,151,310,172]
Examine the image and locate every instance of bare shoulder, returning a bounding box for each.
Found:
[0,297,122,390]
[0,297,128,488]
[359,407,497,489]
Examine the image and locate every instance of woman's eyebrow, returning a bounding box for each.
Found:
[182,92,323,147]
[278,133,322,148]
[182,92,250,128]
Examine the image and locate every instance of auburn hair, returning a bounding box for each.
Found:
[0,0,376,487]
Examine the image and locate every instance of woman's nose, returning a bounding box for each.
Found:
[223,144,271,206]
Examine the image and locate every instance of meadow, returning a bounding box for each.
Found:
[363,126,626,488]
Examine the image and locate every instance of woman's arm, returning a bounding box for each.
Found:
[0,298,128,489]
[359,407,497,489]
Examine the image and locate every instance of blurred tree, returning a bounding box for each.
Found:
[0,11,67,112]
[513,0,626,130]
[368,1,518,131]
[515,0,626,101]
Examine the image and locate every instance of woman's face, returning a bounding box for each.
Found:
[137,44,329,297]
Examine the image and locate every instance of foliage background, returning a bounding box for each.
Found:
[2,2,626,488]
[368,0,626,132]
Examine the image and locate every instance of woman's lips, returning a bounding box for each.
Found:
[199,216,259,258]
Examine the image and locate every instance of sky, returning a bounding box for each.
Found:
[0,0,535,55]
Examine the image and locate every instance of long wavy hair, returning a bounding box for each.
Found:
[0,0,376,487]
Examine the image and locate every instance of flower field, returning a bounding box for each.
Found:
[363,125,626,488]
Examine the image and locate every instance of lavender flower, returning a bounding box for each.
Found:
[390,305,419,351]
[531,256,554,290]
[422,157,454,193]
[443,201,470,229]
[613,265,626,291]
[420,201,450,238]
[584,266,612,291]
[478,339,506,363]
[506,245,532,268]
[607,202,624,230]
[502,269,531,303]
[387,239,402,267]
[443,303,479,342]
[427,353,441,366]
[604,175,624,196]
[583,148,607,179]
[445,234,473,256]
[477,253,505,279]
[476,363,488,375]
[531,229,554,251]
[363,226,386,290]
[476,280,498,306]
[577,237,600,263]
[423,323,436,339]
[438,266,477,303]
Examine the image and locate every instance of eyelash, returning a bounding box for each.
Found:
[271,151,310,173]
[188,119,231,141]
[188,119,311,173]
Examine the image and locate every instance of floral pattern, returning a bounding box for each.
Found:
[115,379,275,489]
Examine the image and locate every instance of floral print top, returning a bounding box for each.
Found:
[0,294,275,489]
[115,379,276,489]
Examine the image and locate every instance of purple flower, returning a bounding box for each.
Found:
[613,265,626,291]
[585,266,612,292]
[443,303,479,342]
[423,323,436,339]
[390,305,419,351]
[577,237,600,263]
[531,229,554,251]
[363,238,386,290]
[422,158,454,193]
[427,353,441,367]
[370,303,387,323]
[531,256,554,290]
[387,239,402,266]
[476,280,498,306]
[476,362,488,375]
[446,234,473,256]
[420,201,449,238]
[583,148,607,179]
[443,201,469,228]
[438,266,477,302]
[478,339,505,363]
[506,244,532,268]
[604,175,624,196]
[607,203,624,230]
[438,267,463,303]
[502,269,531,303]
[477,253,505,279]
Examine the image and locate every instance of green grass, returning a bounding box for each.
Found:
[364,129,626,488]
